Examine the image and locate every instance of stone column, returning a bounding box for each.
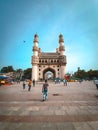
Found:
[31,34,39,81]
[32,65,38,80]
[61,65,66,79]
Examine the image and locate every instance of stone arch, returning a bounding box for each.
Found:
[43,67,56,80]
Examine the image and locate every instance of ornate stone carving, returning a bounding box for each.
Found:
[59,46,65,51]
[32,56,39,64]
[33,46,39,51]
[59,55,67,65]
[39,48,41,52]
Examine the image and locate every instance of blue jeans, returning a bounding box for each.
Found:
[43,91,48,100]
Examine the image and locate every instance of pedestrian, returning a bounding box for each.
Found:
[33,79,35,87]
[42,79,49,101]
[23,80,26,89]
[63,79,67,86]
[28,79,32,91]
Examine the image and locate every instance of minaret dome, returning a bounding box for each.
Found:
[59,34,64,43]
[34,33,39,43]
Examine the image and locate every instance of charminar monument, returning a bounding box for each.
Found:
[31,34,67,81]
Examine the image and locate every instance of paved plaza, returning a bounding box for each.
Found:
[0,81,98,130]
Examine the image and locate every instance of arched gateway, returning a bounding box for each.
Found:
[43,67,56,80]
[31,34,67,81]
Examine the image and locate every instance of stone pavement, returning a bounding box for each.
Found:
[0,81,98,130]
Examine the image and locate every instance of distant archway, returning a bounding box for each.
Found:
[43,68,56,80]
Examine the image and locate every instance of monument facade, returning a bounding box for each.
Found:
[31,34,67,81]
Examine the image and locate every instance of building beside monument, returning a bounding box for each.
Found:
[31,34,67,81]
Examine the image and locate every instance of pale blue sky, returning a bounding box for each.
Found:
[0,0,98,73]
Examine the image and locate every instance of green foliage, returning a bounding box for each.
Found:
[73,69,98,80]
[1,66,14,73]
[7,66,14,72]
[0,66,32,80]
[24,68,32,79]
[16,69,23,72]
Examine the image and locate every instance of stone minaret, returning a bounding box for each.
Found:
[31,34,39,81]
[59,34,65,55]
[59,34,66,79]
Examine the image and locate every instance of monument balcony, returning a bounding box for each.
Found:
[33,46,39,51]
[59,39,64,43]
[59,46,65,51]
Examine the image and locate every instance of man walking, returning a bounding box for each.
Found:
[28,79,32,91]
[42,80,49,101]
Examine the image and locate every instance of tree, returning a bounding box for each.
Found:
[7,66,14,72]
[24,68,32,79]
[73,69,98,80]
[1,67,8,73]
[87,69,98,80]
[73,69,88,79]
[16,69,23,73]
[14,69,23,80]
[1,66,14,73]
